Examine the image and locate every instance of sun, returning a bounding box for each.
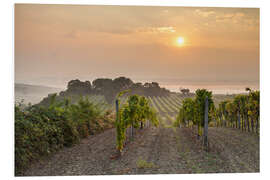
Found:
[177,37,185,45]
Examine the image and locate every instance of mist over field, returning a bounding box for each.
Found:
[15,83,63,104]
[15,77,259,99]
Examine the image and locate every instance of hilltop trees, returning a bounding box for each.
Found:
[92,78,115,103]
[40,77,171,105]
[180,88,190,95]
[92,78,113,92]
[66,79,92,94]
[141,82,170,97]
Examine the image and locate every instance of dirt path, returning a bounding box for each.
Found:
[22,118,259,176]
[208,127,259,172]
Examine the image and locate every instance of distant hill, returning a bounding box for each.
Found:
[15,83,63,105]
[38,77,172,106]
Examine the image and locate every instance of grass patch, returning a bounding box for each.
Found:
[136,157,156,169]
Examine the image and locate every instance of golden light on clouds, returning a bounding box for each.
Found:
[14,4,259,86]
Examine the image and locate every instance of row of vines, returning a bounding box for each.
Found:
[15,95,114,175]
[174,89,214,138]
[175,88,260,136]
[115,92,159,153]
[215,89,260,133]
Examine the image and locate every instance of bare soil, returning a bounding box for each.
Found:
[22,118,259,176]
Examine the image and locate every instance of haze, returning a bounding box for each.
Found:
[15,4,259,90]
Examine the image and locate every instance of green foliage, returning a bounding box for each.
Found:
[183,98,195,127]
[136,157,156,169]
[115,94,158,152]
[247,91,259,122]
[175,98,195,127]
[175,89,214,136]
[15,97,114,175]
[174,107,184,127]
[194,89,215,127]
[216,89,259,133]
[225,101,238,126]
[218,100,229,126]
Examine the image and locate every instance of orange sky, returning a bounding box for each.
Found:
[15,4,259,87]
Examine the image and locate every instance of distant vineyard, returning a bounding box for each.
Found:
[93,94,185,119]
[39,93,184,116]
[84,94,184,120]
[147,94,183,118]
[70,93,240,123]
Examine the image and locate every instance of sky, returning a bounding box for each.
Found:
[15,4,259,89]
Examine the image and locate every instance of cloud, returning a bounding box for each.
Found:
[215,12,245,23]
[156,26,176,33]
[194,9,216,17]
[136,26,176,33]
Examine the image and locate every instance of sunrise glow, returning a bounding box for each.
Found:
[177,37,185,46]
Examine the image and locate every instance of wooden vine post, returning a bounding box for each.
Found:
[203,96,209,151]
[116,99,119,125]
[131,122,133,140]
[115,93,158,157]
[237,109,241,129]
[115,99,121,155]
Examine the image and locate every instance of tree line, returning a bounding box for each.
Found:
[40,77,171,106]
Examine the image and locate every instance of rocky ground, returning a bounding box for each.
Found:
[22,117,259,176]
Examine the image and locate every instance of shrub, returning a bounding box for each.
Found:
[15,97,114,175]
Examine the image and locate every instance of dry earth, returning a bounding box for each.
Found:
[22,117,259,176]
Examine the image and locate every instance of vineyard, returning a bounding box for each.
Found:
[13,3,261,177]
[16,89,259,176]
[174,89,260,134]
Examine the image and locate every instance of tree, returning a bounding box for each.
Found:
[113,77,133,90]
[67,79,92,94]
[245,87,252,93]
[180,88,190,95]
[92,78,113,92]
[40,76,172,106]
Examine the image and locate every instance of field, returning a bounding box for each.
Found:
[17,92,259,176]
[119,93,236,121]
[22,113,259,175]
